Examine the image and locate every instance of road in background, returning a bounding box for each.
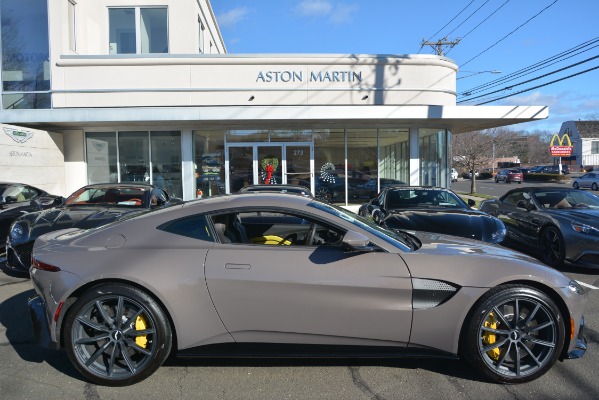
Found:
[451,178,575,198]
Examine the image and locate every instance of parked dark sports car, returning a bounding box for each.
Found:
[5,183,180,273]
[359,186,507,244]
[0,182,63,249]
[28,193,586,386]
[479,187,599,268]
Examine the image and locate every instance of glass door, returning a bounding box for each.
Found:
[226,143,313,193]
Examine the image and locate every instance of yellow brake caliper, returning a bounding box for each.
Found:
[483,312,500,360]
[135,315,148,348]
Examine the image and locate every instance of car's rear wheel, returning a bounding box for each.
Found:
[539,226,566,267]
[592,183,598,191]
[461,285,564,384]
[64,283,172,386]
[573,182,579,189]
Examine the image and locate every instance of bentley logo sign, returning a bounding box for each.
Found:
[4,127,34,143]
[549,131,573,157]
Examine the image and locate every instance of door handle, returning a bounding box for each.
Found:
[225,263,251,270]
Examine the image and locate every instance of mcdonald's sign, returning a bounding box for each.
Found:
[549,132,573,157]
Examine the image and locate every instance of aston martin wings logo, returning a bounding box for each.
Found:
[4,127,34,143]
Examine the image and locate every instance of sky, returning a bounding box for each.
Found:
[211,0,599,134]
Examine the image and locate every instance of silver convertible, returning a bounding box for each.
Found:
[28,193,587,386]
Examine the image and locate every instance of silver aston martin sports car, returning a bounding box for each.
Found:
[28,193,587,386]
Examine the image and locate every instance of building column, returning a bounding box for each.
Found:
[409,127,419,186]
[181,129,194,201]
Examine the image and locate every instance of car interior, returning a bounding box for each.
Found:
[211,211,344,246]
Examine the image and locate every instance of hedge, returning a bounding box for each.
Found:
[523,173,570,182]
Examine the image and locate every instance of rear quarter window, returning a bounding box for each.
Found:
[157,214,214,241]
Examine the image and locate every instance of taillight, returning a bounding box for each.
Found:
[31,257,61,272]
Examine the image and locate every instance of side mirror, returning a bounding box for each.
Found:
[516,200,536,211]
[341,230,379,252]
[30,199,43,211]
[467,199,476,207]
[371,198,380,206]
[4,195,17,204]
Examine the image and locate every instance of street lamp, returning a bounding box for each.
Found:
[457,70,502,80]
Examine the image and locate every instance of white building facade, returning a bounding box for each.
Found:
[0,0,548,204]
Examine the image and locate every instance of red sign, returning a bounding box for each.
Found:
[550,146,573,156]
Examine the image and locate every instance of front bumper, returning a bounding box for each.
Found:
[5,239,33,273]
[28,294,60,350]
[567,316,587,359]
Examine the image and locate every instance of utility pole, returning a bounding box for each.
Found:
[421,36,461,56]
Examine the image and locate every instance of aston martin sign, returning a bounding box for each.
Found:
[4,127,34,143]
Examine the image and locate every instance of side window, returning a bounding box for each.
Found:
[502,192,525,206]
[158,214,214,241]
[4,185,27,202]
[210,210,345,246]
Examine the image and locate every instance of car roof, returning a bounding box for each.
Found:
[80,183,154,189]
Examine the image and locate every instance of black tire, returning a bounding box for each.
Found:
[495,178,499,183]
[64,283,172,386]
[573,182,579,189]
[592,183,598,191]
[539,226,566,268]
[461,284,565,384]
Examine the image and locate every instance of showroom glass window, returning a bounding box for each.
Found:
[193,131,225,199]
[109,7,168,54]
[150,131,182,198]
[86,132,118,184]
[379,129,409,188]
[347,129,377,202]
[0,0,50,109]
[314,129,345,204]
[420,129,448,187]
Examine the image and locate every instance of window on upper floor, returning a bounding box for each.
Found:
[198,18,205,53]
[108,7,168,54]
[68,0,76,51]
[592,141,599,155]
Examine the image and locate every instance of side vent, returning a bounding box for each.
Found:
[412,278,460,309]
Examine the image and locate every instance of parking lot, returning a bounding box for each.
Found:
[1,250,599,400]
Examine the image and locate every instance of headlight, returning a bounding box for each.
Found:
[10,223,25,240]
[491,227,507,243]
[568,280,585,295]
[571,223,599,237]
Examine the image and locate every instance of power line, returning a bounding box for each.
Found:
[474,64,599,105]
[457,54,599,103]
[446,0,512,56]
[444,0,491,38]
[459,0,559,68]
[417,0,475,54]
[459,37,599,96]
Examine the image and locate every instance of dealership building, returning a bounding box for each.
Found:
[0,0,548,204]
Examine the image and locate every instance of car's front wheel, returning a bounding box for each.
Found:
[539,226,566,267]
[461,285,565,383]
[64,283,172,386]
[573,182,579,189]
[592,182,598,191]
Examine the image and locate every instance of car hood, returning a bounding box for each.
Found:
[16,206,146,242]
[403,231,571,288]
[386,208,495,241]
[544,208,599,222]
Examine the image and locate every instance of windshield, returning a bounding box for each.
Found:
[65,187,149,207]
[308,201,412,251]
[533,190,599,209]
[386,188,467,209]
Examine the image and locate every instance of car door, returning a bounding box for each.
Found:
[204,209,413,346]
[492,191,540,246]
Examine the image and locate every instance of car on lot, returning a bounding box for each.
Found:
[238,184,313,197]
[5,183,180,273]
[466,170,479,179]
[451,168,458,182]
[495,169,524,184]
[358,186,506,243]
[28,193,586,386]
[573,172,599,191]
[536,165,570,175]
[479,187,599,268]
[0,182,63,249]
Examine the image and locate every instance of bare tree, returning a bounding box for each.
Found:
[452,129,496,193]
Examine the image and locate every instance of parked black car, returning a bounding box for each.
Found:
[479,187,599,268]
[5,183,181,273]
[0,182,63,250]
[358,186,507,244]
